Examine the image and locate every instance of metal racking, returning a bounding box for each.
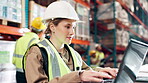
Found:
[0,0,91,65]
[0,0,147,67]
[90,0,148,67]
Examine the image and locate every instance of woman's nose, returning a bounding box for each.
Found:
[69,28,75,35]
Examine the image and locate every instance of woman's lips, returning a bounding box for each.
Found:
[67,37,73,40]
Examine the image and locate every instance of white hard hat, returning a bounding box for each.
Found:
[95,44,101,48]
[43,1,79,21]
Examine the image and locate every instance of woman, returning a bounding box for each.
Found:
[24,1,117,83]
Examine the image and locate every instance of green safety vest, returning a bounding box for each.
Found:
[12,32,40,72]
[37,39,82,81]
[95,51,104,60]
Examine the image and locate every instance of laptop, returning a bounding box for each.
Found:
[102,39,148,83]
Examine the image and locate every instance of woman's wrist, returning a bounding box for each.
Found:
[78,70,85,81]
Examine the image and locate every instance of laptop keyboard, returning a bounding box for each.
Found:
[101,79,114,83]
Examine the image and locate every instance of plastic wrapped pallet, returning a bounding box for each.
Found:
[116,28,123,46]
[99,27,129,48]
[75,3,90,40]
[121,0,134,12]
[138,25,148,39]
[121,30,129,47]
[0,63,16,83]
[97,1,122,20]
[0,5,8,19]
[143,30,148,39]
[97,1,129,26]
[29,1,46,27]
[0,0,7,4]
[118,9,129,25]
[0,0,22,23]
[0,0,7,18]
[7,7,17,22]
[0,5,3,18]
[0,40,16,83]
[130,25,148,39]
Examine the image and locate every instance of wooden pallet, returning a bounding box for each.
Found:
[0,19,22,28]
[98,18,118,24]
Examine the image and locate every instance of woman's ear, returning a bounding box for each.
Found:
[49,23,55,33]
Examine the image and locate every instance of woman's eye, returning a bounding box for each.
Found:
[66,26,70,29]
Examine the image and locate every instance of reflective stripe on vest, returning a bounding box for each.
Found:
[13,37,37,72]
[39,40,61,80]
[27,38,37,48]
[13,38,36,58]
[37,39,82,81]
[16,68,24,72]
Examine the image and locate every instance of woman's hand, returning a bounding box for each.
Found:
[99,67,118,78]
[79,70,113,82]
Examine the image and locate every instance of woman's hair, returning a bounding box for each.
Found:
[45,18,67,34]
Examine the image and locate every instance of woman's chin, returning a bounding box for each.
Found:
[65,40,71,45]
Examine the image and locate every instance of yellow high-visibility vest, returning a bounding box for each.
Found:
[37,39,82,81]
[12,32,40,72]
[95,51,104,60]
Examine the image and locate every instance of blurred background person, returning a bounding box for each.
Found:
[12,17,46,83]
[90,44,105,68]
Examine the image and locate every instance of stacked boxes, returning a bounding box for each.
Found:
[96,1,130,48]
[121,0,134,12]
[0,0,22,23]
[97,1,122,20]
[97,1,129,27]
[0,63,16,83]
[0,40,16,83]
[116,28,129,47]
[0,0,8,18]
[0,40,15,64]
[100,28,129,48]
[29,1,46,27]
[75,3,90,40]
[130,25,148,39]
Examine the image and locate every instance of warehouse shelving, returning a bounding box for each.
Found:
[25,0,29,28]
[0,0,91,42]
[0,24,90,45]
[70,0,91,65]
[90,0,148,67]
[0,25,23,41]
[0,25,23,36]
[0,0,147,67]
[117,0,148,29]
[117,0,148,42]
[72,38,90,45]
[116,20,148,42]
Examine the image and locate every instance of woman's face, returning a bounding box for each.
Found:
[51,19,76,44]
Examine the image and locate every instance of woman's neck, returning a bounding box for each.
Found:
[49,38,65,54]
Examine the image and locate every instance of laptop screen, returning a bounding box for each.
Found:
[114,39,148,83]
